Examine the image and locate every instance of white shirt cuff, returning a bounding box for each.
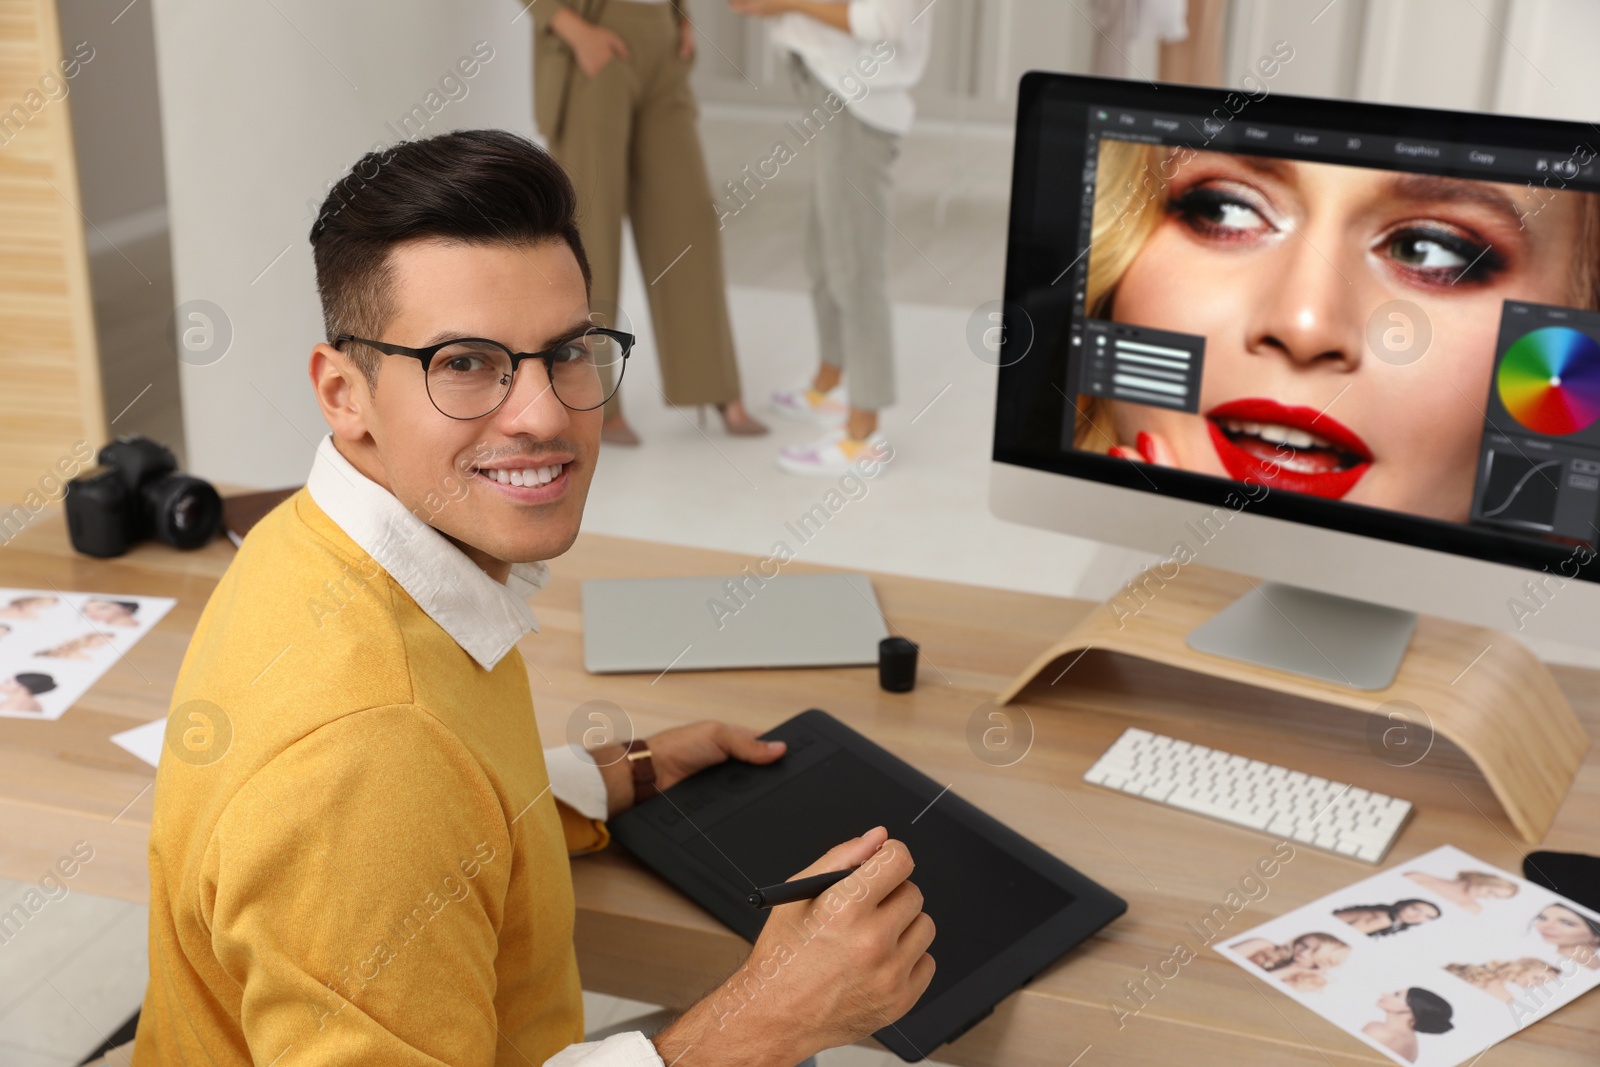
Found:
[545,1031,664,1067]
[544,743,611,821]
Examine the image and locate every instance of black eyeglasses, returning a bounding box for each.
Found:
[333,327,634,419]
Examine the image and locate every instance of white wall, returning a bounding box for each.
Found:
[150,0,536,488]
[692,0,1600,125]
[1494,0,1600,120]
[1226,0,1600,120]
[58,0,168,232]
[1225,0,1372,99]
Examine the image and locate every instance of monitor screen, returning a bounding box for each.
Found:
[996,74,1600,582]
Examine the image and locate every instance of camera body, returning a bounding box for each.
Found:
[64,436,222,558]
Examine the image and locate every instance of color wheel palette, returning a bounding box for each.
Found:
[1496,326,1600,436]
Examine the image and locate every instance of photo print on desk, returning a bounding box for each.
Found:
[1215,846,1600,1066]
[0,587,175,720]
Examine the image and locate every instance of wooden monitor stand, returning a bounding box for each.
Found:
[996,564,1589,843]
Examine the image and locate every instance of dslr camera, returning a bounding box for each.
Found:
[65,435,222,557]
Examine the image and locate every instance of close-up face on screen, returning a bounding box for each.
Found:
[1073,138,1600,533]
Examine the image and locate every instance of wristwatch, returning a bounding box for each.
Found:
[624,738,658,803]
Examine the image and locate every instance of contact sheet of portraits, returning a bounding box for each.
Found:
[0,588,175,720]
[1215,846,1600,1065]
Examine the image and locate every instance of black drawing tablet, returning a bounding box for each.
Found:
[608,709,1127,1061]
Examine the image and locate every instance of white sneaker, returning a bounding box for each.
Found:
[769,384,847,425]
[776,429,890,477]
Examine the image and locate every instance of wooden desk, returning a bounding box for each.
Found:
[2,509,1597,1065]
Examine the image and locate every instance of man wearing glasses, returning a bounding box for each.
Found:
[132,130,934,1066]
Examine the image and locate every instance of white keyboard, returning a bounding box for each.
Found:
[1084,728,1412,863]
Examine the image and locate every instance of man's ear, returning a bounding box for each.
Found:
[310,343,374,443]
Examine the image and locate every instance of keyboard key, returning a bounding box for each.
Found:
[1141,782,1175,802]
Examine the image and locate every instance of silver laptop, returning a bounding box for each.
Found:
[581,573,890,674]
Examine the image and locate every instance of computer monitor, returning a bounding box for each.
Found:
[992,72,1600,687]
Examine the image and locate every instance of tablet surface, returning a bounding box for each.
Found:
[609,709,1127,1060]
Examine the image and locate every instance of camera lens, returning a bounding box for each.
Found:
[142,474,222,549]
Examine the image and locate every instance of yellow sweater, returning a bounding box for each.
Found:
[133,487,607,1065]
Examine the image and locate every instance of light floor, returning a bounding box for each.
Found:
[0,875,146,1066]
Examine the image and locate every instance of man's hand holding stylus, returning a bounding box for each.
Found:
[652,826,937,1066]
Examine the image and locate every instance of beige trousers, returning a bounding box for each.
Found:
[543,0,742,417]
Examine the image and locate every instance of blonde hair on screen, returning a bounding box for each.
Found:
[1076,140,1173,451]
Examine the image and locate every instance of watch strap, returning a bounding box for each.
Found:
[624,738,658,803]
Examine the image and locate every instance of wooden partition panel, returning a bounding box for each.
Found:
[0,0,105,531]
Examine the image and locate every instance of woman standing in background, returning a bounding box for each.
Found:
[729,0,930,476]
[532,0,768,445]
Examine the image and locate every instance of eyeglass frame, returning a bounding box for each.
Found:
[331,327,635,419]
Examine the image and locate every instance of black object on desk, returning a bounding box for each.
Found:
[879,636,918,692]
[1525,851,1600,913]
[609,708,1127,1061]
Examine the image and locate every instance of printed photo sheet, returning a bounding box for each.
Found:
[1214,845,1600,1066]
[0,587,175,720]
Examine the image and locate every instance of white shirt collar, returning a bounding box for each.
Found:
[305,433,550,672]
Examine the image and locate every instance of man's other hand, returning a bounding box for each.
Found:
[649,719,786,791]
[593,720,786,815]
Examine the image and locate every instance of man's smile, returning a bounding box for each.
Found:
[472,456,573,501]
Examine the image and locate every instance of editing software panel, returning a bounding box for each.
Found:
[1054,98,1600,551]
[1077,321,1206,413]
[1472,301,1600,538]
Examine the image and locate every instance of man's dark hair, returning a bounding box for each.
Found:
[309,129,592,389]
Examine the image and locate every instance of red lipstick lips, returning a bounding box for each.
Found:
[1205,398,1372,499]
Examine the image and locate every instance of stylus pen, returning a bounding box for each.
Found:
[747,868,855,908]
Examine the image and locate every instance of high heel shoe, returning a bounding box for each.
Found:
[601,418,641,446]
[698,401,769,436]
